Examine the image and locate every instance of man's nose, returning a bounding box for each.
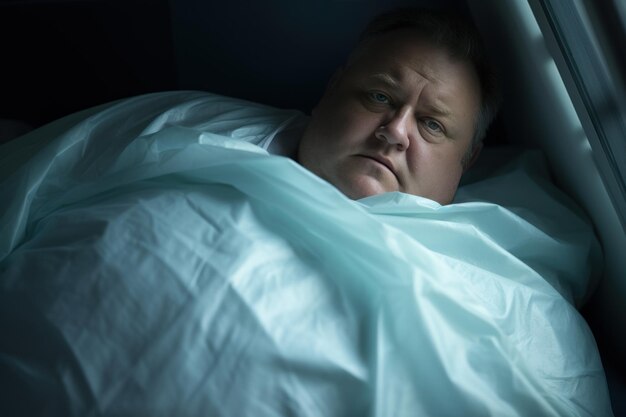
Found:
[374,107,412,150]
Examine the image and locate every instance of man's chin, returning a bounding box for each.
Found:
[336,179,458,205]
[337,177,392,200]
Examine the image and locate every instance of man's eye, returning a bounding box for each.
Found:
[423,118,443,133]
[368,92,390,104]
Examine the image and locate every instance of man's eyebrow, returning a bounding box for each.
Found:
[367,73,454,118]
[367,73,401,89]
[423,102,454,119]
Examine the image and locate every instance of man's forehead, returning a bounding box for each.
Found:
[353,32,478,91]
[347,31,463,83]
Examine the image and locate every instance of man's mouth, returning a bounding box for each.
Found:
[359,154,399,182]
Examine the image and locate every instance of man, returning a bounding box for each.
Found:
[298,8,500,204]
[0,7,611,417]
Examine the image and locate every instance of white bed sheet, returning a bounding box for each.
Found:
[0,91,613,416]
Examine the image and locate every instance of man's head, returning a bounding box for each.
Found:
[298,8,500,204]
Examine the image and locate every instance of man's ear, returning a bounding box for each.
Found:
[326,68,343,92]
[312,68,343,116]
[463,142,483,172]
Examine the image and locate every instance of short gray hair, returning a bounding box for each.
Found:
[357,8,501,160]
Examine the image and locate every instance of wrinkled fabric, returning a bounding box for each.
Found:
[0,92,613,416]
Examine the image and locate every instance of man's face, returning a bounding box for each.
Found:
[298,29,481,205]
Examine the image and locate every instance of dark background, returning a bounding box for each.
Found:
[1,0,177,127]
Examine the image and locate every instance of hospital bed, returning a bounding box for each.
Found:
[1,0,624,415]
